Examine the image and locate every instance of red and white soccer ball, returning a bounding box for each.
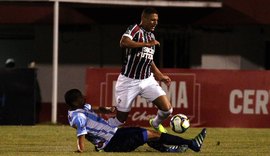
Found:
[170,114,190,133]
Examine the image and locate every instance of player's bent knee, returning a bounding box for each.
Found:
[153,95,172,110]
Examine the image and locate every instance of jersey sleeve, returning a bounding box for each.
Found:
[83,104,92,111]
[122,24,139,40]
[72,113,88,137]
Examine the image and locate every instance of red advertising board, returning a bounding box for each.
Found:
[86,68,270,128]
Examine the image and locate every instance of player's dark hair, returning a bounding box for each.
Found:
[141,7,158,17]
[64,89,83,108]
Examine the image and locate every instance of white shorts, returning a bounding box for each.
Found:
[115,73,166,112]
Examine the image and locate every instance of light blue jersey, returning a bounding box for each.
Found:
[68,104,118,149]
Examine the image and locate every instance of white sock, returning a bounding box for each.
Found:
[108,117,124,127]
[152,108,173,128]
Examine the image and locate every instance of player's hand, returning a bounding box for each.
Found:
[146,40,160,47]
[108,106,116,113]
[99,106,116,114]
[74,149,83,153]
[160,75,171,86]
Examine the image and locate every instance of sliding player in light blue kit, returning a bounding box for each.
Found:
[65,89,206,153]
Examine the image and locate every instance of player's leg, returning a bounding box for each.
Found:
[103,127,148,152]
[147,141,188,153]
[108,74,140,127]
[151,95,172,132]
[146,128,207,152]
[104,127,206,152]
[147,128,190,145]
[141,75,173,133]
[146,129,183,152]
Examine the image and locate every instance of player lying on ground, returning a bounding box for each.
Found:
[65,89,207,153]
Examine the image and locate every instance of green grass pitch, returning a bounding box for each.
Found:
[0,125,270,156]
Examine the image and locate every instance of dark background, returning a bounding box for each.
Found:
[1,0,270,124]
[0,0,270,69]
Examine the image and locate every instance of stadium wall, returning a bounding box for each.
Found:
[85,68,270,128]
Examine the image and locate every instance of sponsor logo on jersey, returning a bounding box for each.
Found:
[137,47,154,60]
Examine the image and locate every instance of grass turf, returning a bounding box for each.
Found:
[0,125,270,156]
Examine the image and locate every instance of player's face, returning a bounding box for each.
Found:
[142,13,158,32]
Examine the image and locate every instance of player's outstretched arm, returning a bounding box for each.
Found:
[151,62,171,86]
[120,36,159,48]
[91,106,116,114]
[76,135,85,153]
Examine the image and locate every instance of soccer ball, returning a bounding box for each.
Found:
[170,114,190,133]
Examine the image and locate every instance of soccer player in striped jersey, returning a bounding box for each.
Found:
[65,89,207,153]
[109,7,173,133]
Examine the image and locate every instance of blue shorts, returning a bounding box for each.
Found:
[104,127,148,152]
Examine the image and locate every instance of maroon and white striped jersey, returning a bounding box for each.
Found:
[121,24,156,79]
